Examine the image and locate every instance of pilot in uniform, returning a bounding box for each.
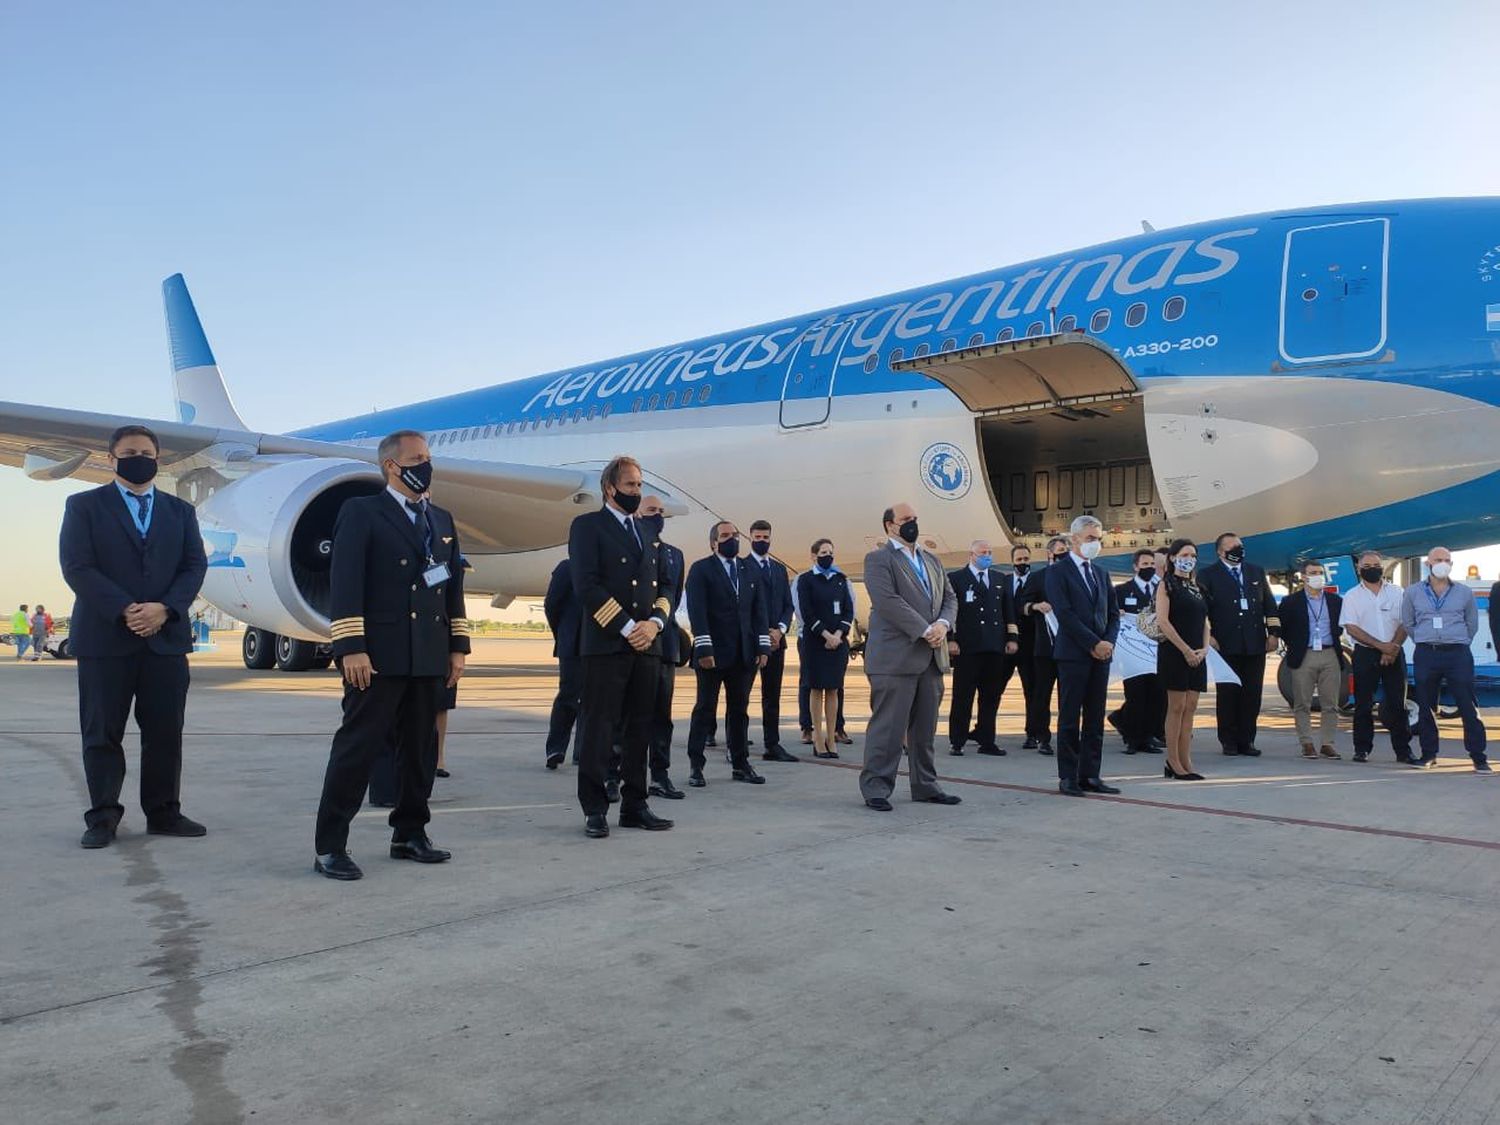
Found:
[1198,533,1280,756]
[1111,551,1166,754]
[313,431,469,880]
[946,541,1019,756]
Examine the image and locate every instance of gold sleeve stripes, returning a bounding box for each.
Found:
[594,598,624,628]
[450,618,472,637]
[1265,616,1282,628]
[329,617,363,640]
[653,598,671,617]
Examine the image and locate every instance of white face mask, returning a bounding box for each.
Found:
[1306,574,1326,591]
[1174,556,1196,574]
[1078,539,1102,560]
[1430,561,1452,579]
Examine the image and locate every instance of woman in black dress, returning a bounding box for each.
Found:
[1155,537,1212,780]
[795,539,854,759]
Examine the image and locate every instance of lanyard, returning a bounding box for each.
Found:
[1308,595,1326,631]
[1423,580,1452,613]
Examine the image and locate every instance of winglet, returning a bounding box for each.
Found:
[162,274,246,429]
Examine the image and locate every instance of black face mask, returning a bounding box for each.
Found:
[393,459,433,495]
[639,513,664,536]
[750,540,770,557]
[1359,565,1384,583]
[717,537,740,559]
[1012,562,1030,576]
[115,454,158,486]
[1137,567,1156,582]
[1224,545,1245,564]
[897,518,920,544]
[612,489,641,515]
[817,554,834,569]
[1051,551,1069,563]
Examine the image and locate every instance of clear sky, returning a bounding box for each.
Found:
[4,0,1499,613]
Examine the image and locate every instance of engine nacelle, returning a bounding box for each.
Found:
[196,459,384,641]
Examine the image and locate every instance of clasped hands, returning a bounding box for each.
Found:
[123,602,168,638]
[624,618,661,653]
[923,621,948,649]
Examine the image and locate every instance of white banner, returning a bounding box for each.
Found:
[1109,615,1158,683]
[1206,647,1241,686]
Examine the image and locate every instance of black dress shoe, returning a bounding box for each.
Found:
[1240,745,1262,757]
[865,797,894,811]
[731,765,766,784]
[147,814,207,837]
[1148,738,1168,752]
[706,735,718,747]
[585,814,610,838]
[619,807,674,830]
[1080,778,1121,795]
[762,746,800,763]
[977,745,1006,756]
[1038,743,1054,756]
[1122,744,1138,755]
[1221,744,1240,756]
[1022,736,1040,750]
[545,753,564,770]
[1058,779,1086,797]
[434,768,450,779]
[390,835,451,863]
[80,823,115,849]
[834,730,853,745]
[314,852,363,880]
[800,729,814,745]
[605,779,621,803]
[948,746,965,756]
[919,792,962,805]
[688,770,706,788]
[648,776,685,799]
[370,800,396,809]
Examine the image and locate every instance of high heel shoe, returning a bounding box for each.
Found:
[1164,765,1180,779]
[1179,772,1205,781]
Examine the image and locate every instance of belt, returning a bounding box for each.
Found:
[1416,642,1466,650]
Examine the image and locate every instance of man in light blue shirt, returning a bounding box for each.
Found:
[1399,546,1488,771]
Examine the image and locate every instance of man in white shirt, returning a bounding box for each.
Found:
[1341,550,1414,763]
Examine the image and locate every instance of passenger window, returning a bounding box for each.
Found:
[889,347,904,365]
[663,391,676,409]
[544,417,553,429]
[1125,302,1147,327]
[1089,309,1111,333]
[1083,469,1099,508]
[648,394,660,410]
[698,385,711,403]
[941,337,957,353]
[1057,470,1074,509]
[573,408,584,423]
[1033,471,1049,511]
[997,327,1015,342]
[1163,295,1186,322]
[679,392,692,408]
[913,343,931,358]
[1057,315,1077,333]
[602,402,613,417]
[967,332,985,348]
[632,398,644,413]
[1108,465,1125,507]
[587,405,599,420]
[863,354,879,374]
[1026,321,1044,337]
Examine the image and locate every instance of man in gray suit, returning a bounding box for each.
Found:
[859,502,963,811]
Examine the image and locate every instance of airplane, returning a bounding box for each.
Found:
[4,196,1500,672]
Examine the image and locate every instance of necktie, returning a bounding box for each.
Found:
[1231,566,1242,586]
[132,493,150,536]
[1082,561,1097,598]
[980,571,988,590]
[728,561,738,595]
[406,500,433,558]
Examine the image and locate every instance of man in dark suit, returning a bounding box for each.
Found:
[543,558,583,769]
[1017,536,1070,755]
[569,456,676,838]
[1044,516,1121,797]
[685,520,771,787]
[1199,532,1281,756]
[1279,560,1347,759]
[312,430,469,880]
[995,545,1035,745]
[947,539,1019,756]
[638,494,686,800]
[746,519,798,763]
[1111,548,1166,754]
[60,424,208,849]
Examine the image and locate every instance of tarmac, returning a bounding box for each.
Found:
[2,636,1499,1125]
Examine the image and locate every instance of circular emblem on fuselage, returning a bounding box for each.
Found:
[919,442,972,500]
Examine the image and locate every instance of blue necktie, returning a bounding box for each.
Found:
[132,493,150,538]
[1082,561,1097,598]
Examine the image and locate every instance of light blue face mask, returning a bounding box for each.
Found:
[976,554,993,570]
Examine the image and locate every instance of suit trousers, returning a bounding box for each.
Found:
[688,663,756,770]
[1119,672,1166,747]
[1214,651,1267,751]
[315,675,441,854]
[77,652,190,829]
[578,651,656,816]
[545,655,583,763]
[948,650,1005,751]
[1055,657,1110,783]
[860,664,945,801]
[998,648,1033,727]
[1350,646,1412,759]
[754,645,786,749]
[799,681,845,732]
[649,659,675,777]
[1412,644,1487,762]
[1290,649,1342,748]
[1026,650,1057,743]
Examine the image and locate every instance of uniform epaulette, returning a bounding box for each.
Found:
[330,617,363,640]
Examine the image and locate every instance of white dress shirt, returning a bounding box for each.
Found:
[1342,581,1405,645]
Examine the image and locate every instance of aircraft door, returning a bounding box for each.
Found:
[778,312,862,429]
[1279,218,1389,364]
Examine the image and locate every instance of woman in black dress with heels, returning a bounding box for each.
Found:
[795,539,854,759]
[1155,537,1212,780]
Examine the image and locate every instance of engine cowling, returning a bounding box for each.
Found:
[196,459,384,641]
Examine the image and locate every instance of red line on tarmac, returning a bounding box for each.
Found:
[806,758,1500,852]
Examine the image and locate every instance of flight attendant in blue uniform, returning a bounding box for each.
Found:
[795,538,854,759]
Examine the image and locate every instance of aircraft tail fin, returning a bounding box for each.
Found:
[162,273,247,429]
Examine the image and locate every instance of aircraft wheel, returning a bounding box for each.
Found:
[243,628,277,670]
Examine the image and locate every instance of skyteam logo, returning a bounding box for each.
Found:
[919,442,972,500]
